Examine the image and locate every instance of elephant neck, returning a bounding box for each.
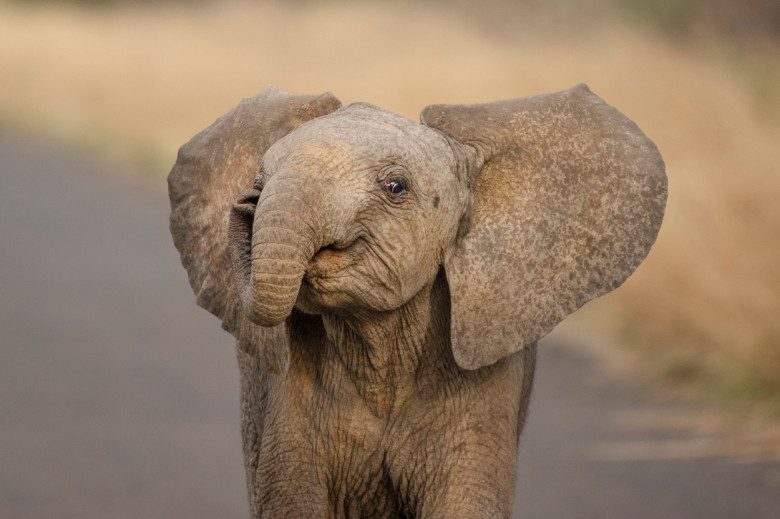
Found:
[319,273,451,417]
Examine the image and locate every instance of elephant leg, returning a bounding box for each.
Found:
[237,351,330,518]
[251,432,330,518]
[387,417,519,519]
[237,349,269,518]
[402,354,531,518]
[418,446,518,519]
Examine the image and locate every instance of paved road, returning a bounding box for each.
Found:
[1,131,779,518]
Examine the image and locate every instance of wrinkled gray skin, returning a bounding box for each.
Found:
[169,85,667,518]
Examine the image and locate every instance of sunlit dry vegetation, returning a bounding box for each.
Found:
[1,0,779,415]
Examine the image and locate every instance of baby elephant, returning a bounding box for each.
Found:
[168,85,666,518]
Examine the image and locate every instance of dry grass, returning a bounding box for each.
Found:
[2,0,779,415]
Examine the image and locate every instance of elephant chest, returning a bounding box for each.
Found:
[247,351,533,518]
[255,379,410,517]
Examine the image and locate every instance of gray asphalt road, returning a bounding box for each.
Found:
[2,131,779,519]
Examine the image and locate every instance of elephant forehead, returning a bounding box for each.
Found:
[263,104,453,175]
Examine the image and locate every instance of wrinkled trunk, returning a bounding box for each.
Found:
[240,177,331,327]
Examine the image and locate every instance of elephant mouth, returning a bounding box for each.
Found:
[297,239,363,312]
[305,237,363,280]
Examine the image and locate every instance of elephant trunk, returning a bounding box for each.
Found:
[241,179,328,327]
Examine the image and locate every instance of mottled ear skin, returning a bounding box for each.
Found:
[422,84,667,370]
[168,86,341,363]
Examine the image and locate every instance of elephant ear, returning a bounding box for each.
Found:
[421,84,667,370]
[168,87,341,342]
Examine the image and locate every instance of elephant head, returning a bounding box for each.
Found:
[169,84,666,371]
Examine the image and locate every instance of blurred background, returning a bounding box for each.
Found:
[1,0,779,517]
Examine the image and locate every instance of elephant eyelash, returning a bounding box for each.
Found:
[378,178,408,200]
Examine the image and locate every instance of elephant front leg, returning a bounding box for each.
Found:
[417,449,518,519]
[393,399,524,518]
[237,352,330,518]
[250,434,330,518]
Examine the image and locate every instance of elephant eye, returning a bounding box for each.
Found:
[380,179,406,198]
